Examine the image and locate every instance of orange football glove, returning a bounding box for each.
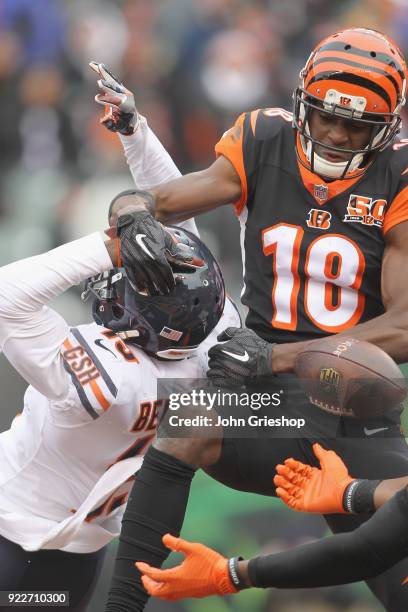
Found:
[136,533,238,601]
[274,443,355,514]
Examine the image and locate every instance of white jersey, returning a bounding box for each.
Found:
[118,117,199,237]
[0,115,240,554]
[0,233,240,553]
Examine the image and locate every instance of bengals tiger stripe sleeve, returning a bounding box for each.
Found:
[215,110,261,215]
[383,181,408,234]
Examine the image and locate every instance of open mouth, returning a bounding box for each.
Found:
[316,148,350,163]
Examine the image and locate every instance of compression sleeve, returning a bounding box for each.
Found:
[119,119,199,237]
[248,486,408,588]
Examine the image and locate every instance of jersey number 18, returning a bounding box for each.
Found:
[262,223,365,332]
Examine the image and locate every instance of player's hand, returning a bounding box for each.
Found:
[117,211,199,296]
[207,327,275,388]
[89,61,139,135]
[274,443,355,514]
[136,534,237,601]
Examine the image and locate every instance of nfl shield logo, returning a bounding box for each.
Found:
[319,367,341,395]
[314,184,329,201]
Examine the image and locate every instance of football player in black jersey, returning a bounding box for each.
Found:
[135,446,408,600]
[97,29,408,611]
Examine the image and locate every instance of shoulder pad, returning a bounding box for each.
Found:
[250,108,293,141]
[62,326,123,419]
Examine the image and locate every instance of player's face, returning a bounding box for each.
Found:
[308,109,373,163]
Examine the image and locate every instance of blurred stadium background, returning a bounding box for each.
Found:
[0,0,407,610]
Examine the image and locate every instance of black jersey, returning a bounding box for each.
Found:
[215,108,408,343]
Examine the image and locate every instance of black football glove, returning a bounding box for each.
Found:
[118,211,200,296]
[89,61,139,135]
[207,327,275,388]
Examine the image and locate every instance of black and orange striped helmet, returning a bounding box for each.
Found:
[293,28,407,179]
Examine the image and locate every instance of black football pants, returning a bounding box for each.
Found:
[0,535,106,611]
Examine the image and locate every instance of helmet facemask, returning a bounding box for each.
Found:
[82,269,143,342]
[293,87,402,180]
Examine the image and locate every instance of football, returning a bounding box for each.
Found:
[294,337,407,419]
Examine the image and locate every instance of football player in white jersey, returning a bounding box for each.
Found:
[0,218,238,610]
[0,87,240,609]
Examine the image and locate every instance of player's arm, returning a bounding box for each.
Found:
[246,484,408,589]
[0,234,119,400]
[151,158,242,223]
[136,486,408,599]
[151,111,250,223]
[374,476,408,507]
[106,157,241,225]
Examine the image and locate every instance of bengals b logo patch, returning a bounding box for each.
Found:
[306,209,332,230]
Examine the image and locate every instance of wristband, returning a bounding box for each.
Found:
[342,479,381,513]
[228,557,246,590]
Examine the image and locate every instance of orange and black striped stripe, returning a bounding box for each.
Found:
[303,30,406,112]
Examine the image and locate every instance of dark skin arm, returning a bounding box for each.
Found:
[108,156,242,226]
[237,561,252,587]
[151,156,242,223]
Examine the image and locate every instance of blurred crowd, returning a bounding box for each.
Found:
[0,2,406,609]
[0,0,407,273]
